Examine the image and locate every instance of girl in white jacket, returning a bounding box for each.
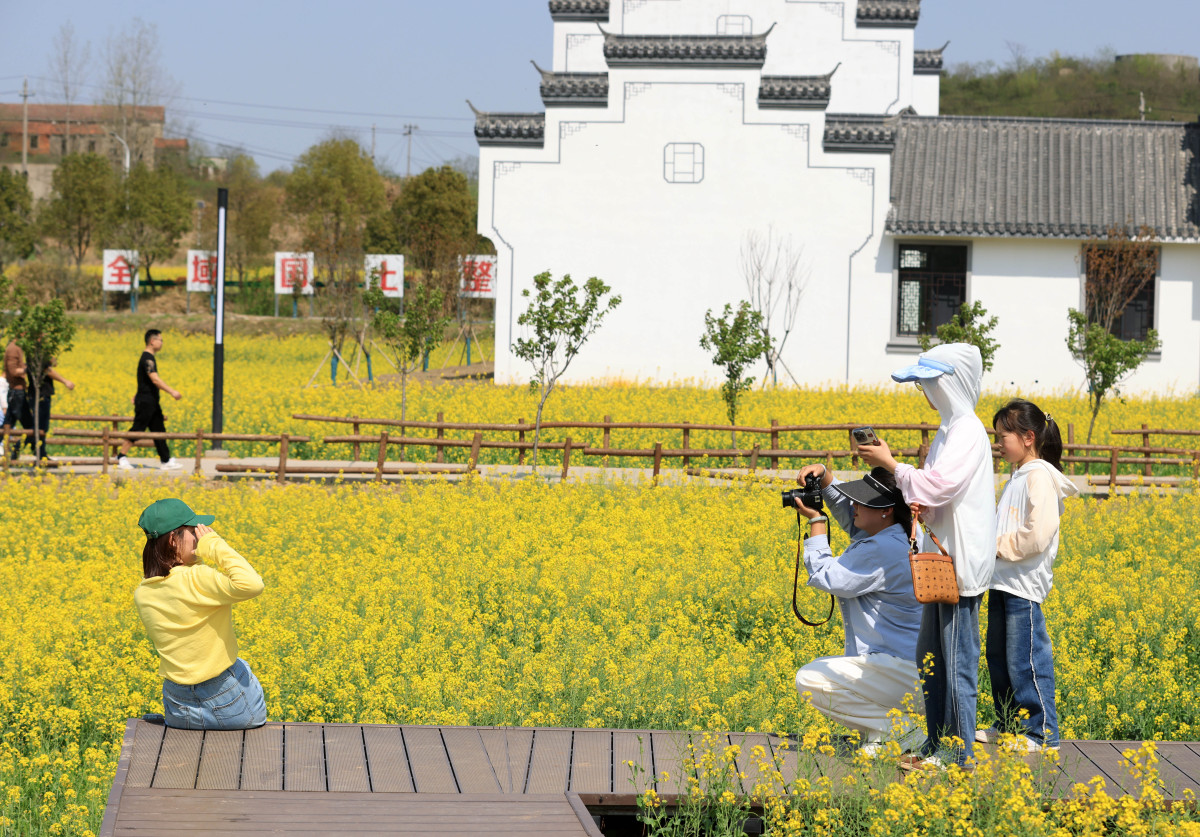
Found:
[978,399,1077,751]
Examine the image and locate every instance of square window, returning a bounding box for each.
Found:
[1084,245,1157,341]
[30,136,39,149]
[664,142,704,184]
[716,14,753,35]
[894,244,967,338]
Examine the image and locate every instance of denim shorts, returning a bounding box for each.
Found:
[162,658,267,730]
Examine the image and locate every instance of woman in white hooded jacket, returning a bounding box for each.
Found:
[859,343,996,767]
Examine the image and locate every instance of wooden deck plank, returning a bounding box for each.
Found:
[324,725,371,793]
[480,727,534,794]
[1072,741,1137,795]
[284,724,327,792]
[111,789,595,835]
[151,727,203,789]
[526,728,574,794]
[99,719,140,837]
[361,726,414,793]
[651,731,693,795]
[124,720,165,790]
[404,726,458,793]
[765,734,800,785]
[239,723,283,791]
[569,730,611,793]
[612,731,653,794]
[1157,743,1200,797]
[727,732,775,795]
[1083,741,1200,800]
[442,727,503,793]
[195,730,244,790]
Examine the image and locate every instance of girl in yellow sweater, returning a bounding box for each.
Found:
[134,499,267,729]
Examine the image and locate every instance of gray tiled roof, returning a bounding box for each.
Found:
[857,0,920,27]
[823,114,899,151]
[913,45,946,74]
[548,0,609,22]
[888,116,1200,241]
[473,112,546,147]
[533,63,609,107]
[758,74,833,110]
[602,28,771,68]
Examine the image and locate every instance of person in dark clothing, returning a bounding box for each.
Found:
[32,360,76,460]
[117,329,183,471]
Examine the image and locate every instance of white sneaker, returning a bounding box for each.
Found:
[160,458,182,471]
[117,456,134,471]
[975,726,1000,745]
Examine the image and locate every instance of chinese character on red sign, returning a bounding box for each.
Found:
[280,258,309,289]
[378,259,401,293]
[107,255,133,286]
[192,254,215,283]
[461,258,495,297]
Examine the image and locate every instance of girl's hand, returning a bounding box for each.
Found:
[856,439,898,472]
[194,524,216,539]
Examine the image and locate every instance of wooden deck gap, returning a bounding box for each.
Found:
[609,730,615,793]
[149,722,167,787]
[321,725,330,792]
[523,729,537,794]
[281,723,287,790]
[476,727,504,792]
[192,730,207,789]
[565,730,576,793]
[236,729,246,790]
[400,727,417,792]
[438,727,462,793]
[359,726,374,792]
[649,731,656,790]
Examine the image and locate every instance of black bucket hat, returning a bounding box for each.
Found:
[832,473,900,509]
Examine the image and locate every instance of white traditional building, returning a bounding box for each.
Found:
[474,0,1200,391]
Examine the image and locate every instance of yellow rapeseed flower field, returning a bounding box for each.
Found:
[1,473,1199,834]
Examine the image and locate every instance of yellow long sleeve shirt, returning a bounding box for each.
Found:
[134,533,264,685]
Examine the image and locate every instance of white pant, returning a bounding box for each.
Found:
[796,654,925,743]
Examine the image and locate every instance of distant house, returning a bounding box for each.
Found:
[473,0,1200,392]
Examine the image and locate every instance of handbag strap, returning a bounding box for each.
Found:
[909,504,950,558]
[793,511,834,627]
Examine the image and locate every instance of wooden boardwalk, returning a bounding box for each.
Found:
[101,719,1200,835]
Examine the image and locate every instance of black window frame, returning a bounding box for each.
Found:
[891,242,970,344]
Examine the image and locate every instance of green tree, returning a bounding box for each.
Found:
[287,138,387,361]
[513,271,621,471]
[7,294,77,464]
[0,168,37,276]
[40,153,116,271]
[105,162,192,282]
[218,154,280,282]
[1067,309,1159,444]
[700,301,772,448]
[918,300,1000,373]
[366,284,450,424]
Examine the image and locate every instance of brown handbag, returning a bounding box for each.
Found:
[909,511,960,604]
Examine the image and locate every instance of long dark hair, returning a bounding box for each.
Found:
[142,526,191,579]
[992,399,1063,471]
[868,467,913,534]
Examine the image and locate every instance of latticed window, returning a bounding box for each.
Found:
[1084,246,1157,341]
[663,143,704,184]
[716,14,753,35]
[895,244,967,337]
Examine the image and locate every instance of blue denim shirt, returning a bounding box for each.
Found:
[802,479,923,660]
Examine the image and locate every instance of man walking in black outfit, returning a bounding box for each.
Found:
[117,329,182,471]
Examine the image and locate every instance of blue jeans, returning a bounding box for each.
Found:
[162,659,267,730]
[915,594,982,764]
[986,590,1059,746]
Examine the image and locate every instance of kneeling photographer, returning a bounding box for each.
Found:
[789,463,925,754]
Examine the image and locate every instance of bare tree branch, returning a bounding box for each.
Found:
[741,226,807,386]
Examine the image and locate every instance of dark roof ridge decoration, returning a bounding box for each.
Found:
[857,0,920,28]
[548,0,610,22]
[531,61,609,107]
[888,115,1200,241]
[758,63,839,110]
[467,101,546,147]
[914,41,949,74]
[823,112,902,151]
[600,23,775,68]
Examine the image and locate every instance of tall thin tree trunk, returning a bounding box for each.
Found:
[531,388,550,473]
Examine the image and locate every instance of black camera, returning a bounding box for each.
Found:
[782,474,824,511]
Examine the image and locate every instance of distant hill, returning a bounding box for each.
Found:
[940,52,1200,122]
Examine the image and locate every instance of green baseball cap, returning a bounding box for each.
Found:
[138,499,215,539]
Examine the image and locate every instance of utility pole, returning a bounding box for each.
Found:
[20,77,34,175]
[403,123,419,178]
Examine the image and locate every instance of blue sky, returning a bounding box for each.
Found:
[3,0,1197,174]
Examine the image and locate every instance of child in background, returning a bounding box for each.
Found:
[978,399,1078,751]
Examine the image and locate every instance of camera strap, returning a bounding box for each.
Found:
[792,510,834,627]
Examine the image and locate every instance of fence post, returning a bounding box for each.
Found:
[278,434,290,484]
[561,437,572,481]
[375,431,389,483]
[517,418,526,466]
[1108,447,1119,490]
[1067,423,1076,475]
[918,428,930,469]
[1193,450,1200,481]
[194,428,205,476]
[352,416,361,462]
[111,419,121,461]
[682,423,691,468]
[653,442,663,479]
[1142,423,1152,477]
[749,444,760,472]
[469,431,482,472]
[770,419,779,470]
[436,411,445,464]
[603,415,612,469]
[101,427,110,476]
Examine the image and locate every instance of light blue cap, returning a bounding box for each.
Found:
[890,356,956,383]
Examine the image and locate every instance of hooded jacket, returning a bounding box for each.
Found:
[893,343,997,597]
[991,459,1079,602]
